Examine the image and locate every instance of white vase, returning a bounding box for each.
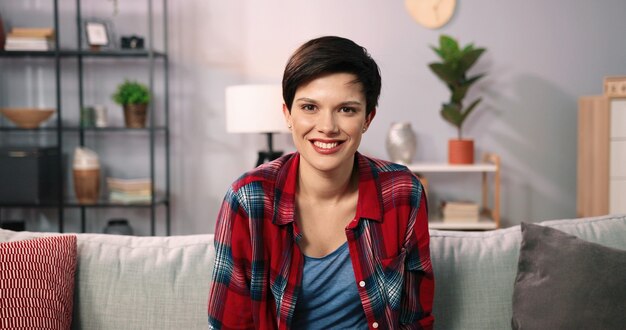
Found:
[386,122,417,164]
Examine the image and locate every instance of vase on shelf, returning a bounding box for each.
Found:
[386,122,417,164]
[72,147,101,204]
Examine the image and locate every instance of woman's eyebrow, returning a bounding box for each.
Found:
[339,101,363,106]
[295,97,318,103]
[295,98,363,106]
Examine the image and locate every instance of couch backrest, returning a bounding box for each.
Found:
[429,214,626,330]
[0,230,215,330]
[2,215,624,330]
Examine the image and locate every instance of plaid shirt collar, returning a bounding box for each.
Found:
[273,152,383,226]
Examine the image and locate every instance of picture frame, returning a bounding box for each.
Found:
[85,21,110,47]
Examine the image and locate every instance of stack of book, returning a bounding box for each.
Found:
[107,178,152,204]
[5,28,55,51]
[441,201,480,223]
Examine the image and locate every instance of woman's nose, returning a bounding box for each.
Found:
[317,110,339,135]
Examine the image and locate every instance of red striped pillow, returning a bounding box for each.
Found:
[0,235,77,329]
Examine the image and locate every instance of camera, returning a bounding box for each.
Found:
[121,35,144,49]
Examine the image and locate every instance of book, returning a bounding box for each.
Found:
[443,209,479,217]
[442,215,480,223]
[10,27,55,38]
[442,210,479,221]
[6,36,51,44]
[442,201,480,213]
[109,191,151,204]
[441,200,480,223]
[106,177,152,192]
[109,189,151,197]
[5,34,54,51]
[4,43,53,51]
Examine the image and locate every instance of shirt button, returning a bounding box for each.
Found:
[372,322,379,328]
[359,281,366,287]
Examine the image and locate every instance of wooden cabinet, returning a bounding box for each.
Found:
[578,95,626,216]
[609,100,626,214]
[408,153,501,230]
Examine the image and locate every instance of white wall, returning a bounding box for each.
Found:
[168,0,626,233]
[2,0,626,234]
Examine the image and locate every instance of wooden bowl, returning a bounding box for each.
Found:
[0,108,55,129]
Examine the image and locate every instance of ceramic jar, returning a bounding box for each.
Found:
[73,147,100,204]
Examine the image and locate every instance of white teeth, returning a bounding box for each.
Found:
[313,141,338,149]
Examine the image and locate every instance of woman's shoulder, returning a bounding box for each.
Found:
[359,153,416,178]
[359,154,424,208]
[230,152,297,193]
[221,153,297,220]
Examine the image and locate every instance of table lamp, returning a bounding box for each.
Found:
[225,84,290,167]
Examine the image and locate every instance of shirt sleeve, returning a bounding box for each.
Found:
[208,187,255,329]
[400,181,435,329]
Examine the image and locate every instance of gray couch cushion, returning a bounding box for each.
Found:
[511,223,626,329]
[0,230,215,330]
[429,215,626,330]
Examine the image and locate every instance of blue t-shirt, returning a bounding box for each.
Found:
[291,242,368,329]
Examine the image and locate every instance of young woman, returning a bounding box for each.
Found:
[208,36,434,329]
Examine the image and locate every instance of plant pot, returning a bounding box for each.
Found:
[448,139,474,164]
[123,103,148,128]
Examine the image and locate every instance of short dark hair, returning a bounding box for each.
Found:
[282,36,381,115]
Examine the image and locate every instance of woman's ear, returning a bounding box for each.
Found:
[282,104,292,129]
[365,108,376,129]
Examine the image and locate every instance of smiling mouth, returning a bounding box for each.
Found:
[310,140,345,154]
[313,141,340,149]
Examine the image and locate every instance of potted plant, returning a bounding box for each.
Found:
[112,80,151,128]
[429,35,487,164]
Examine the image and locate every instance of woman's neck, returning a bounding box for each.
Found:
[297,157,358,204]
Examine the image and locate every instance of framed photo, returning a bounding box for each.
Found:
[85,21,109,47]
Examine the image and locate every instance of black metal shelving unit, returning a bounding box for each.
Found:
[0,0,170,236]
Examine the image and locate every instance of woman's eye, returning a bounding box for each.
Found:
[339,107,356,113]
[301,104,316,111]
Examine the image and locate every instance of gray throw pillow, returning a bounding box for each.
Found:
[512,222,626,330]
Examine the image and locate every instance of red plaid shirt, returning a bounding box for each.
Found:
[208,152,434,329]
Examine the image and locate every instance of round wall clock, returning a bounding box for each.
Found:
[405,0,457,29]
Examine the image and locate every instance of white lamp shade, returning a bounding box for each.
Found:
[225,84,290,133]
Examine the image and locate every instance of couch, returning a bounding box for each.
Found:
[1,214,624,329]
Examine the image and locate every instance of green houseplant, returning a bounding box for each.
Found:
[429,35,487,164]
[112,80,151,128]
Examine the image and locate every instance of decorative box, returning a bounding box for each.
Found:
[0,146,61,203]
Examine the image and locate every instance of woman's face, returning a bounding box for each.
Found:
[283,72,375,175]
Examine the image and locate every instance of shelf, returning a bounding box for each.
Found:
[0,197,168,208]
[63,126,168,132]
[411,153,502,230]
[0,126,168,132]
[0,0,171,236]
[408,163,497,173]
[0,49,167,58]
[64,197,169,208]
